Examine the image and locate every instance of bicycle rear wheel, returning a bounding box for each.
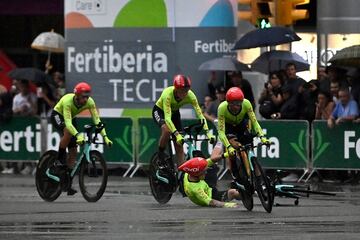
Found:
[35,150,62,202]
[148,153,174,204]
[79,150,108,202]
[252,158,274,213]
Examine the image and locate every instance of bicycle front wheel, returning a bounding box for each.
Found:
[79,150,108,202]
[35,150,62,202]
[148,153,173,204]
[253,158,274,213]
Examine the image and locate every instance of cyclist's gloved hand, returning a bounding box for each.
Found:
[224,202,238,208]
[175,133,184,146]
[206,132,216,144]
[227,145,236,156]
[260,136,270,145]
[104,136,113,147]
[76,133,85,145]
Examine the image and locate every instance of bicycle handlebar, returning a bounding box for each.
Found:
[83,122,106,144]
[236,142,274,152]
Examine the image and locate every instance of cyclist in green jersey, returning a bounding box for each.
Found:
[178,157,240,208]
[214,87,269,180]
[50,82,113,195]
[152,74,215,165]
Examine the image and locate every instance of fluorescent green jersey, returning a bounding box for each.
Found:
[183,172,212,206]
[53,93,106,137]
[217,100,264,148]
[155,86,209,133]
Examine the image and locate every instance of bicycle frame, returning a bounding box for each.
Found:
[155,121,208,185]
[45,123,105,183]
[155,137,201,185]
[45,142,91,182]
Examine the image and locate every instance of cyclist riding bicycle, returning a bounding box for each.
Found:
[214,87,270,178]
[178,157,240,208]
[50,82,113,195]
[152,74,215,166]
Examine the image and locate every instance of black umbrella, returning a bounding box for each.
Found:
[8,67,55,86]
[329,45,360,68]
[233,26,301,50]
[251,50,309,74]
[198,56,251,72]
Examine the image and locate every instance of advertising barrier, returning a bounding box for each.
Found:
[258,120,309,169]
[6,117,360,175]
[312,120,360,169]
[0,117,134,165]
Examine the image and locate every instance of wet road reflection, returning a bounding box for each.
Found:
[1,176,360,239]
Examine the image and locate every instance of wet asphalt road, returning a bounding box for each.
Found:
[0,175,360,240]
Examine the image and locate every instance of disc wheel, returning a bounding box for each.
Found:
[79,150,108,202]
[35,150,62,202]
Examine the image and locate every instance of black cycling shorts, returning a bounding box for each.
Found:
[50,110,77,148]
[152,105,182,131]
[225,119,253,145]
[212,188,228,202]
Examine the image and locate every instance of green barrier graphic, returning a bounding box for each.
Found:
[312,121,360,169]
[258,120,309,169]
[0,117,133,164]
[137,118,216,165]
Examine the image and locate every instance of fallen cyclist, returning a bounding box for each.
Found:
[178,157,241,208]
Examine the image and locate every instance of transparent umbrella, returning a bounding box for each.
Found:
[31,29,65,73]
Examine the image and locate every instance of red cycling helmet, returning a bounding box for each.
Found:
[226,87,244,102]
[173,74,191,89]
[178,157,207,176]
[74,82,91,95]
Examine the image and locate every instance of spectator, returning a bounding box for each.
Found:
[258,71,284,119]
[299,79,319,122]
[12,79,37,116]
[226,71,255,109]
[203,86,226,123]
[285,62,306,96]
[327,87,359,128]
[201,95,213,114]
[0,86,13,123]
[330,81,340,103]
[52,71,65,99]
[271,84,298,120]
[207,71,217,100]
[315,91,335,120]
[326,66,349,89]
[316,66,330,93]
[37,84,56,117]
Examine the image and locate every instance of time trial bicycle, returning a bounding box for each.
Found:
[35,123,108,202]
